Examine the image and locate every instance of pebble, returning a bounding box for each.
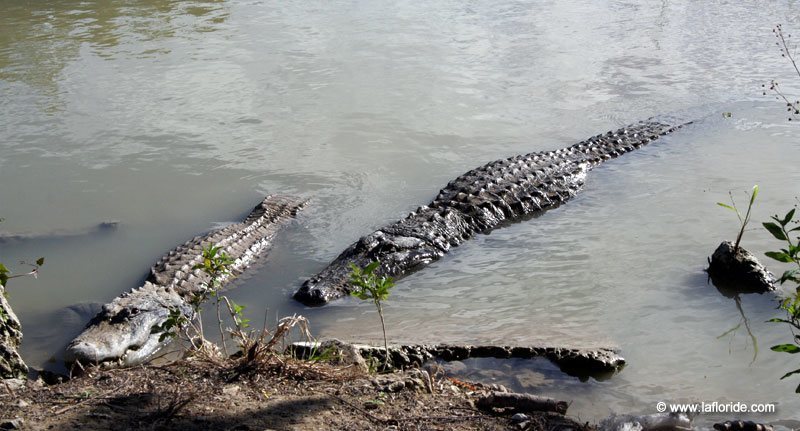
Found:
[0,418,23,430]
[2,379,25,391]
[511,413,529,423]
[222,385,240,396]
[363,401,381,410]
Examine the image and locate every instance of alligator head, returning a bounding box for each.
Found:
[65,282,190,367]
[295,223,455,306]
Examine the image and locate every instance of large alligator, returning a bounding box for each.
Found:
[295,120,688,306]
[66,195,305,367]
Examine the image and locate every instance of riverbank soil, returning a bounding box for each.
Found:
[1,356,592,430]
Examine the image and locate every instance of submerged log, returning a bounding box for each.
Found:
[476,391,568,414]
[0,285,28,380]
[288,339,625,380]
[707,241,776,296]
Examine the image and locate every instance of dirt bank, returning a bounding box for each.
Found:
[1,355,591,431]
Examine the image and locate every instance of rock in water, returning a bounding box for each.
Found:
[707,241,776,295]
[599,412,693,431]
[0,285,28,380]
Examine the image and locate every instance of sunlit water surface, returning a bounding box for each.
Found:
[2,1,800,427]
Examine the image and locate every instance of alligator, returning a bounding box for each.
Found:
[65,195,305,367]
[0,221,119,243]
[295,120,688,306]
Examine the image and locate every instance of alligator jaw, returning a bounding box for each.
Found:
[294,242,370,306]
[65,282,186,367]
[294,279,340,306]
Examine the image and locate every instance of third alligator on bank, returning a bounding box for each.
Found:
[295,119,688,306]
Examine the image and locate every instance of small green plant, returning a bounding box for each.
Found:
[156,307,189,342]
[0,219,44,323]
[764,25,800,121]
[717,185,759,251]
[0,257,44,290]
[349,260,395,371]
[307,344,338,363]
[764,203,800,391]
[154,243,235,353]
[193,244,235,355]
[763,207,800,280]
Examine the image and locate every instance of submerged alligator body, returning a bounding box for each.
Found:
[66,195,305,367]
[0,221,119,243]
[295,120,687,306]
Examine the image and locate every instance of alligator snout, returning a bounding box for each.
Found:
[64,340,106,364]
[295,276,343,306]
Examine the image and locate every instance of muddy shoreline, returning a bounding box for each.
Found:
[1,355,592,431]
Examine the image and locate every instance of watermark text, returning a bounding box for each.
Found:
[656,401,775,414]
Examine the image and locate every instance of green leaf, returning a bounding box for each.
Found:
[783,209,796,226]
[766,251,794,263]
[364,261,380,275]
[0,263,7,274]
[749,185,759,206]
[781,368,800,380]
[771,344,800,353]
[35,257,44,266]
[780,269,800,284]
[764,222,788,241]
[351,291,370,301]
[768,317,795,324]
[717,202,735,211]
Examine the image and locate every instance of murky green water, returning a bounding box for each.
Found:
[2,0,800,426]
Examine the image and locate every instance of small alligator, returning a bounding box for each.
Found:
[66,195,305,367]
[295,120,688,306]
[0,221,119,243]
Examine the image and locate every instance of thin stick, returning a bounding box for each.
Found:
[777,25,800,80]
[376,300,389,371]
[215,294,228,356]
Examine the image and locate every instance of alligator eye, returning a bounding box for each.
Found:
[130,307,140,315]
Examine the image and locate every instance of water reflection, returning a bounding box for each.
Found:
[716,295,759,365]
[0,0,229,106]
